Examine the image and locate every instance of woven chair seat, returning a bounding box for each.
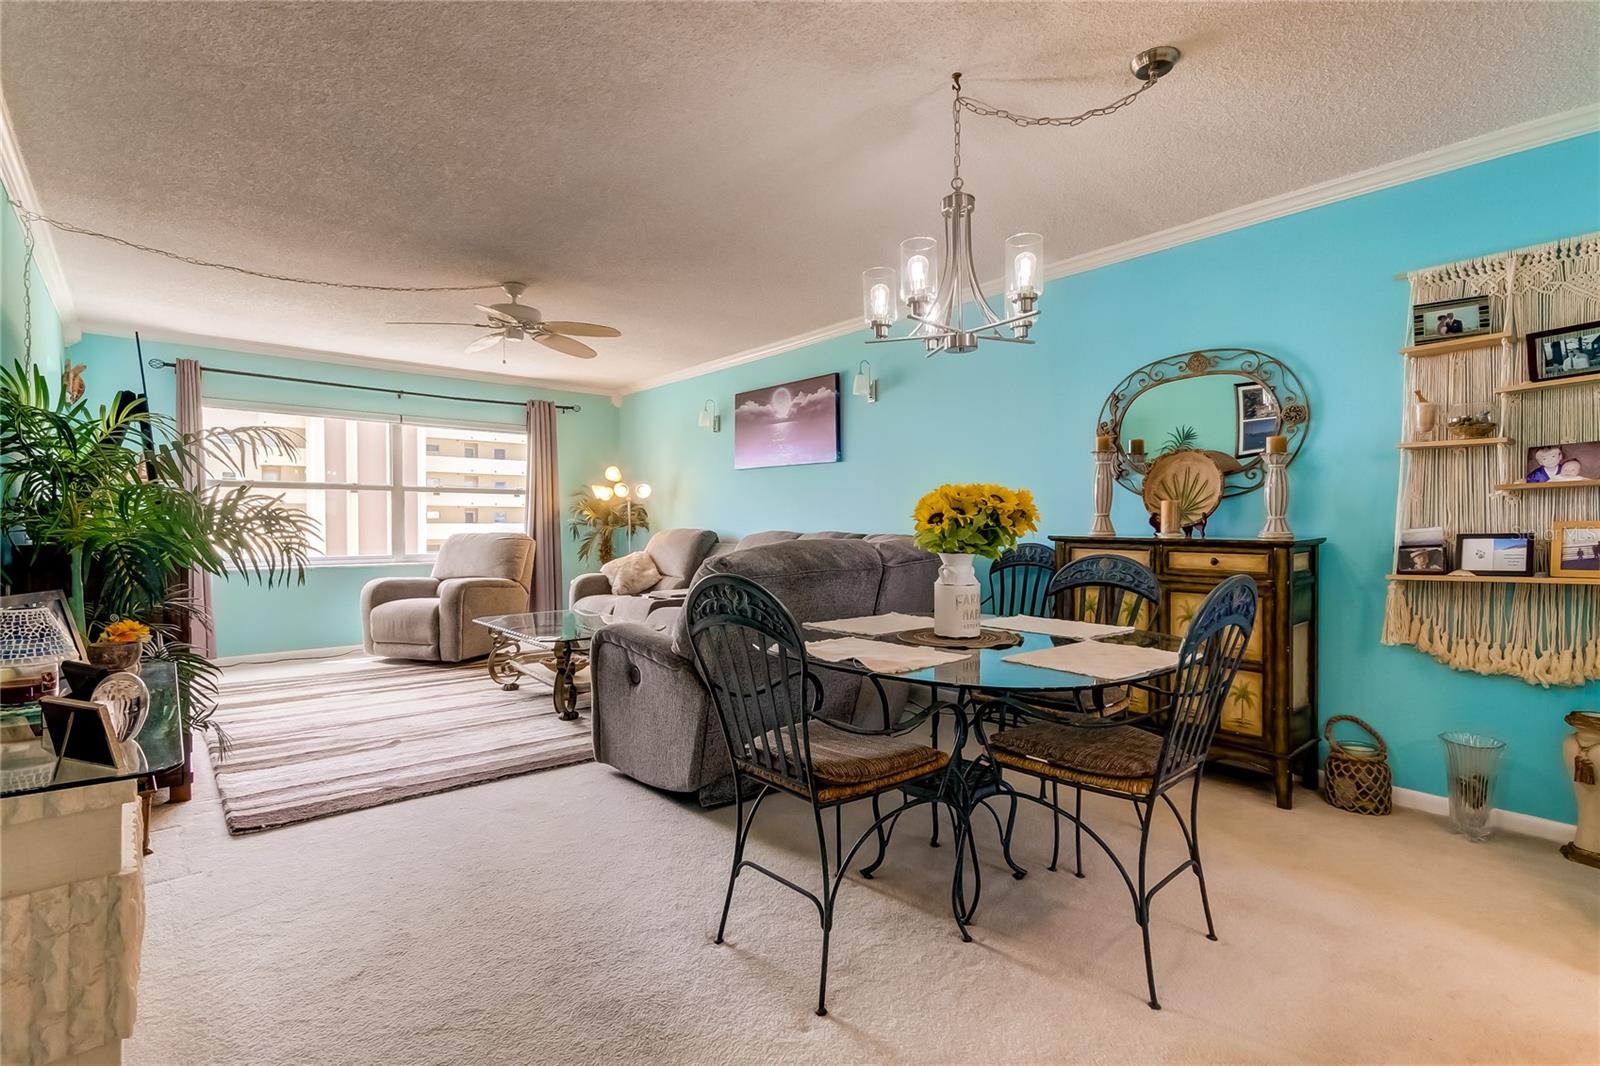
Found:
[989,720,1165,796]
[746,722,950,803]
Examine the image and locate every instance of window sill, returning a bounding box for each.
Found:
[300,556,437,571]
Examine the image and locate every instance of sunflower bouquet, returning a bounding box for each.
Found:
[912,483,1040,560]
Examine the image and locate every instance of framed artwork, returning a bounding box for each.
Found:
[1454,533,1535,577]
[1395,544,1448,575]
[733,373,841,470]
[1523,440,1600,484]
[1411,296,1492,345]
[1551,520,1600,580]
[1525,320,1600,385]
[1233,381,1279,459]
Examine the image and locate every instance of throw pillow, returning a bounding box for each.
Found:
[601,550,662,596]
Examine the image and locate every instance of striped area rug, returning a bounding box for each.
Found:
[205,656,593,834]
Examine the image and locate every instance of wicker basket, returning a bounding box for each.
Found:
[1322,715,1393,815]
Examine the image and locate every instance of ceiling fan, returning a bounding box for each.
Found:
[388,282,620,359]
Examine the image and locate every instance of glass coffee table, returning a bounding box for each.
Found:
[474,611,601,721]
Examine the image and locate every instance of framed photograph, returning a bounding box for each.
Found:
[1523,440,1600,484]
[1454,533,1535,577]
[1551,520,1600,580]
[733,373,841,470]
[1396,543,1448,575]
[1233,381,1280,459]
[1411,296,1492,346]
[1526,320,1600,385]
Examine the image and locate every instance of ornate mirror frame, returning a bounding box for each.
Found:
[1096,348,1310,499]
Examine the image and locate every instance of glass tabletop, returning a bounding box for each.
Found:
[0,660,185,798]
[801,623,1183,693]
[474,610,599,644]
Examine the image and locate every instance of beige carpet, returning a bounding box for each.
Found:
[134,681,1598,1065]
[206,655,592,834]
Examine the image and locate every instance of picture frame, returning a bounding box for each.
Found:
[1411,296,1493,346]
[1233,381,1280,459]
[1523,440,1600,485]
[1525,320,1600,385]
[1550,520,1600,580]
[733,373,842,470]
[1395,543,1448,575]
[1454,533,1535,577]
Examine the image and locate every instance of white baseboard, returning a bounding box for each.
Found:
[1389,785,1574,843]
[214,644,363,667]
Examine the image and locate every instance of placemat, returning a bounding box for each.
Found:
[805,637,970,674]
[987,615,1135,640]
[1003,640,1179,681]
[898,627,1023,651]
[809,612,934,636]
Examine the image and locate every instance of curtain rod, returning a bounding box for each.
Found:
[145,359,580,412]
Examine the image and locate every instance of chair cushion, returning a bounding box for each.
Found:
[748,721,949,803]
[368,597,441,647]
[432,532,533,583]
[989,720,1164,796]
[602,550,663,595]
[644,528,718,580]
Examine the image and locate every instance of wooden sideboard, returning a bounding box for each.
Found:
[1049,535,1323,809]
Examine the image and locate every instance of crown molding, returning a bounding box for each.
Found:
[74,320,616,399]
[0,93,81,343]
[620,104,1600,396]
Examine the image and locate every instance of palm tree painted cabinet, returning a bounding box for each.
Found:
[1049,535,1323,809]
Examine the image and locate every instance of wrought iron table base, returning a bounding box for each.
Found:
[484,631,586,721]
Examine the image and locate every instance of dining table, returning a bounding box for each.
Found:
[800,618,1186,922]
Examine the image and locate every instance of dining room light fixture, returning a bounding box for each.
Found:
[859,47,1180,356]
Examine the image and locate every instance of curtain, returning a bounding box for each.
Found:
[175,358,217,657]
[525,400,563,612]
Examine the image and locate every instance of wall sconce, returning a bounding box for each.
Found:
[697,399,721,432]
[852,360,878,404]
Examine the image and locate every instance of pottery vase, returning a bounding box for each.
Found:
[87,641,142,672]
[933,553,981,639]
[1562,710,1600,869]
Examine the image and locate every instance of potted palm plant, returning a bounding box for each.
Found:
[0,363,314,762]
[568,489,649,565]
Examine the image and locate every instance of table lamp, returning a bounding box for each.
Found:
[0,606,78,706]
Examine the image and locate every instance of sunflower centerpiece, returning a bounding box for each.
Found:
[913,483,1040,637]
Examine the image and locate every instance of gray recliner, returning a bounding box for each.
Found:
[360,532,534,662]
[588,535,938,805]
[567,527,719,625]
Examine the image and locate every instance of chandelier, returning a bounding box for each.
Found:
[859,46,1181,355]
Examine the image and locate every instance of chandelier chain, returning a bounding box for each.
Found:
[6,198,499,293]
[956,75,1159,129]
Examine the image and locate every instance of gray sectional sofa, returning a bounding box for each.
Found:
[587,535,937,805]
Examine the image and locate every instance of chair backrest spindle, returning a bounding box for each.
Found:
[1047,554,1162,629]
[1154,574,1257,787]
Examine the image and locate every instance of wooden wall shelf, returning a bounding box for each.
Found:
[1496,374,1600,396]
[1387,573,1600,586]
[1400,331,1510,358]
[1493,479,1600,493]
[1397,436,1509,450]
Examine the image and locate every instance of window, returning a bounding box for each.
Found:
[203,405,528,562]
[493,447,507,460]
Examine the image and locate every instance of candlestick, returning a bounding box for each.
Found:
[1265,434,1288,454]
[1090,439,1115,537]
[1259,444,1292,540]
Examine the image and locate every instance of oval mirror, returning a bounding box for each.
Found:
[1097,348,1310,499]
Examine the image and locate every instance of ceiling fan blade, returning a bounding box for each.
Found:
[534,333,597,359]
[386,321,493,327]
[541,321,621,338]
[477,302,541,327]
[474,304,522,326]
[465,332,505,354]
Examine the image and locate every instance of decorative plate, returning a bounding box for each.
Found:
[1141,450,1224,525]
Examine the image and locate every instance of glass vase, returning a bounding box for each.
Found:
[1439,732,1506,842]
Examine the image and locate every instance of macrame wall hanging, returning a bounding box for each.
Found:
[1383,232,1600,687]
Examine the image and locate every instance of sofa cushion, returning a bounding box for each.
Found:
[572,593,622,620]
[368,597,442,648]
[735,530,800,551]
[645,528,718,580]
[867,535,940,614]
[602,550,662,595]
[431,532,533,584]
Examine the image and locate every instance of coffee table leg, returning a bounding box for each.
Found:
[487,632,521,691]
[553,640,581,721]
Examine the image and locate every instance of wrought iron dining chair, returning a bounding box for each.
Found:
[983,541,1058,617]
[979,574,1257,1010]
[684,573,971,1017]
[1033,553,1163,873]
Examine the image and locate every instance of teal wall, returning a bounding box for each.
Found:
[1,183,64,379]
[68,334,621,657]
[619,133,1600,823]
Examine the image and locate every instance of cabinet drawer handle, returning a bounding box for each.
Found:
[1210,557,1220,567]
